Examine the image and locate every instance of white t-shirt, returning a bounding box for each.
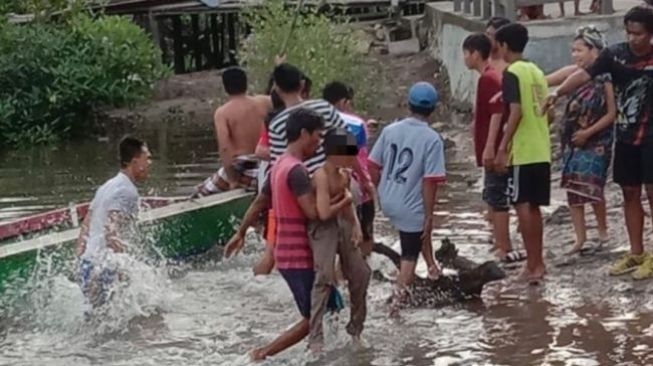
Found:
[81,172,139,262]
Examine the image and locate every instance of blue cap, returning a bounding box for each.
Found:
[408,82,438,109]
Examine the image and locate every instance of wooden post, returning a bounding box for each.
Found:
[191,14,202,71]
[454,0,462,12]
[172,15,185,74]
[210,14,220,69]
[473,0,481,16]
[227,12,237,65]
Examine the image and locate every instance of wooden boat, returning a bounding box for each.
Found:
[0,190,254,296]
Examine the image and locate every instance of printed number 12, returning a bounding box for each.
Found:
[386,143,414,184]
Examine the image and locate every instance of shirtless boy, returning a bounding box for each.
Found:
[309,128,371,352]
[76,136,151,311]
[224,109,352,360]
[194,67,271,196]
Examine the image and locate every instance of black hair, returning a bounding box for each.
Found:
[495,23,529,53]
[273,63,302,93]
[324,128,358,156]
[462,33,492,59]
[222,67,247,95]
[119,136,145,167]
[286,108,324,143]
[301,73,312,95]
[624,5,653,34]
[409,104,435,117]
[322,81,352,104]
[270,89,284,110]
[486,16,511,30]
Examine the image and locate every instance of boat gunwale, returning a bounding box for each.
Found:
[0,190,253,260]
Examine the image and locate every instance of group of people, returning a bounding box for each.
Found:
[72,3,653,362]
[464,5,653,283]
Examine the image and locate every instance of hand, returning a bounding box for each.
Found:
[544,93,558,113]
[224,232,245,258]
[494,148,509,174]
[75,240,86,257]
[571,129,591,147]
[330,191,345,204]
[420,216,433,247]
[275,53,287,65]
[351,227,363,247]
[489,91,503,104]
[361,181,375,201]
[482,146,495,171]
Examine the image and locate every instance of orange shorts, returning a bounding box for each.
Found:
[266,209,276,248]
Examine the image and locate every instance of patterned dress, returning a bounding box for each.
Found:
[561,73,614,205]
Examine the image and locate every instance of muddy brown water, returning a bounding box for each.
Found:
[1,118,653,366]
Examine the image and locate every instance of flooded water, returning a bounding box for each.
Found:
[2,120,653,366]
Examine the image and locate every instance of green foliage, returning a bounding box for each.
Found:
[0,14,169,148]
[240,0,375,111]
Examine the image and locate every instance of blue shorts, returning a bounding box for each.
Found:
[278,269,314,319]
[78,259,117,306]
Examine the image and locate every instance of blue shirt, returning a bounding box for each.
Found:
[369,117,446,232]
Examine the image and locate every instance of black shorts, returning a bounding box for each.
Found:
[278,269,314,319]
[483,170,510,212]
[399,231,422,261]
[614,142,653,186]
[507,163,550,206]
[356,200,375,241]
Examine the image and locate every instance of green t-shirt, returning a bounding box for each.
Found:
[502,60,551,165]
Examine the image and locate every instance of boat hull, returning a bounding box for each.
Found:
[0,191,253,297]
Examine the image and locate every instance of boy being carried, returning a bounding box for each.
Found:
[309,128,371,352]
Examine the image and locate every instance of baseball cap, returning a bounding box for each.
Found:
[408,82,439,109]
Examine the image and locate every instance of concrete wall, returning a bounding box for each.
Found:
[424,2,626,107]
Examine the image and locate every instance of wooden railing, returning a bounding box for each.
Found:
[453,0,614,21]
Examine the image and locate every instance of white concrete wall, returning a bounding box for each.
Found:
[426,3,626,106]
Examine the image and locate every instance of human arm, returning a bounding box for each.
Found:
[367,130,385,187]
[75,211,91,257]
[342,195,363,246]
[255,127,271,161]
[572,81,617,146]
[545,65,579,87]
[214,108,238,184]
[495,71,522,173]
[224,191,271,258]
[105,211,130,253]
[483,113,503,170]
[422,137,446,245]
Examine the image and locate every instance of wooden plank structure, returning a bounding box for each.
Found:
[452,0,614,21]
[93,0,429,74]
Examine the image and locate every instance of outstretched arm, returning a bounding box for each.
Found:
[224,192,270,258]
[75,211,91,257]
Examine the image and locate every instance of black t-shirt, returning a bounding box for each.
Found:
[586,42,653,145]
[261,164,312,198]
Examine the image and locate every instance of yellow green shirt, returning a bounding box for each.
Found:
[502,60,551,166]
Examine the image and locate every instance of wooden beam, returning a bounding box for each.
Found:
[172,15,185,73]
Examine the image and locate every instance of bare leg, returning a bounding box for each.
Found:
[492,208,513,258]
[622,185,644,255]
[253,245,275,275]
[251,318,310,360]
[591,200,608,241]
[515,202,545,280]
[390,260,418,317]
[421,238,439,278]
[559,1,566,17]
[569,205,586,253]
[645,184,653,234]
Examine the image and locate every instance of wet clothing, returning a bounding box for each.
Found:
[82,172,139,263]
[586,43,653,146]
[473,65,504,167]
[508,163,551,206]
[78,258,117,306]
[561,74,613,205]
[264,154,313,270]
[483,170,510,212]
[196,155,259,196]
[308,216,371,343]
[399,231,423,261]
[278,269,314,318]
[503,60,551,166]
[268,100,347,174]
[369,118,446,233]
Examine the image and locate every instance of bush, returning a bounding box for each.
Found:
[0,14,169,148]
[240,0,375,111]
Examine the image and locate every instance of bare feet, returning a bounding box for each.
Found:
[351,335,369,349]
[250,347,268,361]
[309,342,323,354]
[428,265,441,280]
[568,240,585,255]
[520,265,546,285]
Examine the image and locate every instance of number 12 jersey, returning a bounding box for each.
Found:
[369,117,446,232]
